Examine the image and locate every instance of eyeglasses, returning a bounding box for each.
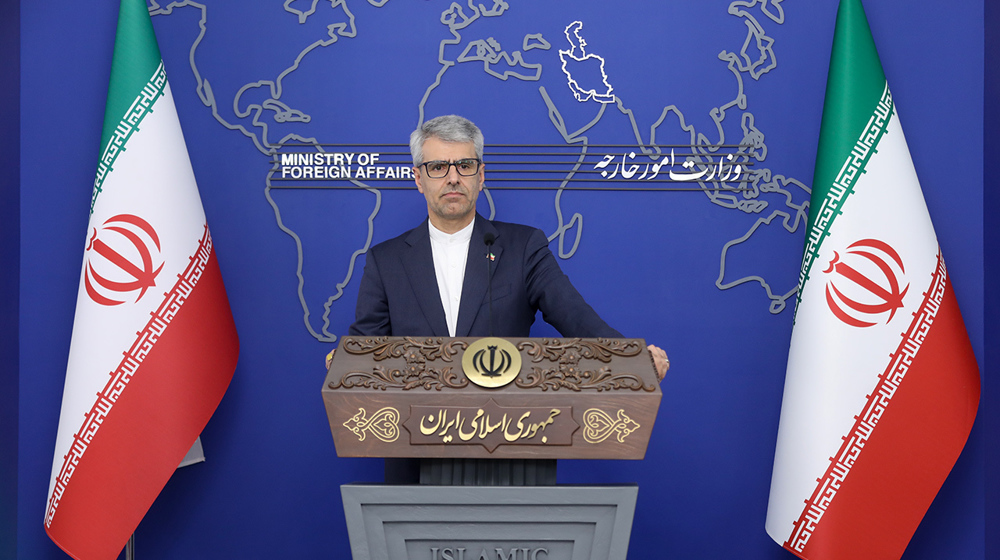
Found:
[420,158,481,178]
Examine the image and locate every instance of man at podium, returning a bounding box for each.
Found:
[345,114,669,379]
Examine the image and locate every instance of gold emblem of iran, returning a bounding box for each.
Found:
[462,337,522,388]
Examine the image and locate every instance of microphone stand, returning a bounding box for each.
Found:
[484,232,495,337]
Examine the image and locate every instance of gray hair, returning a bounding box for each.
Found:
[409,115,485,166]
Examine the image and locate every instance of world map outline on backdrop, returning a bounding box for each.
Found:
[149,0,810,343]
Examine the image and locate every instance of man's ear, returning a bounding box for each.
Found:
[413,167,424,193]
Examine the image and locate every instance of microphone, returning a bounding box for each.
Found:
[484,232,496,337]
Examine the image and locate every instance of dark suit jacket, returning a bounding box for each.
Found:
[349,214,621,338]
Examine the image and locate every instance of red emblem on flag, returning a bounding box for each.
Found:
[823,238,908,328]
[84,214,164,306]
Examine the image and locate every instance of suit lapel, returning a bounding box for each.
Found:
[402,220,449,337]
[456,216,501,337]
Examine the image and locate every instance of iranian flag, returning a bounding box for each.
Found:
[45,0,239,558]
[765,1,980,559]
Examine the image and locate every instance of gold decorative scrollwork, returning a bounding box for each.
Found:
[343,407,400,442]
[582,408,640,444]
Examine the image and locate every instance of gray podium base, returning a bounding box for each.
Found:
[341,484,638,560]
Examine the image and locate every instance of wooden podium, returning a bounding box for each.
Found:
[323,336,662,560]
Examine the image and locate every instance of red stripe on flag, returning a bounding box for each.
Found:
[45,247,238,560]
[785,258,980,560]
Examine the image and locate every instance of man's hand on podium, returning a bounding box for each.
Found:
[325,348,336,370]
[648,344,669,381]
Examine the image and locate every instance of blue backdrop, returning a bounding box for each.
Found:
[11,1,990,558]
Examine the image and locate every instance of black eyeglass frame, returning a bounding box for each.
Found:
[418,158,482,178]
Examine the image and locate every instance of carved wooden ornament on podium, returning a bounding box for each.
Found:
[322,337,662,460]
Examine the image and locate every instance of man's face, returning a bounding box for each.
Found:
[414,137,484,233]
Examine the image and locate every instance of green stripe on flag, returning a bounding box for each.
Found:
[92,64,166,213]
[101,0,162,148]
[92,0,165,212]
[796,0,891,309]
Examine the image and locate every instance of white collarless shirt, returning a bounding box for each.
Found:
[428,220,474,337]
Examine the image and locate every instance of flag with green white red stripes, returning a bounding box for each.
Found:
[45,1,239,558]
[765,1,980,559]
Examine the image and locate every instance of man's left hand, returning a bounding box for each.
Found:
[648,344,669,381]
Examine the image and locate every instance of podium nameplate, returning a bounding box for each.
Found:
[322,337,661,460]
